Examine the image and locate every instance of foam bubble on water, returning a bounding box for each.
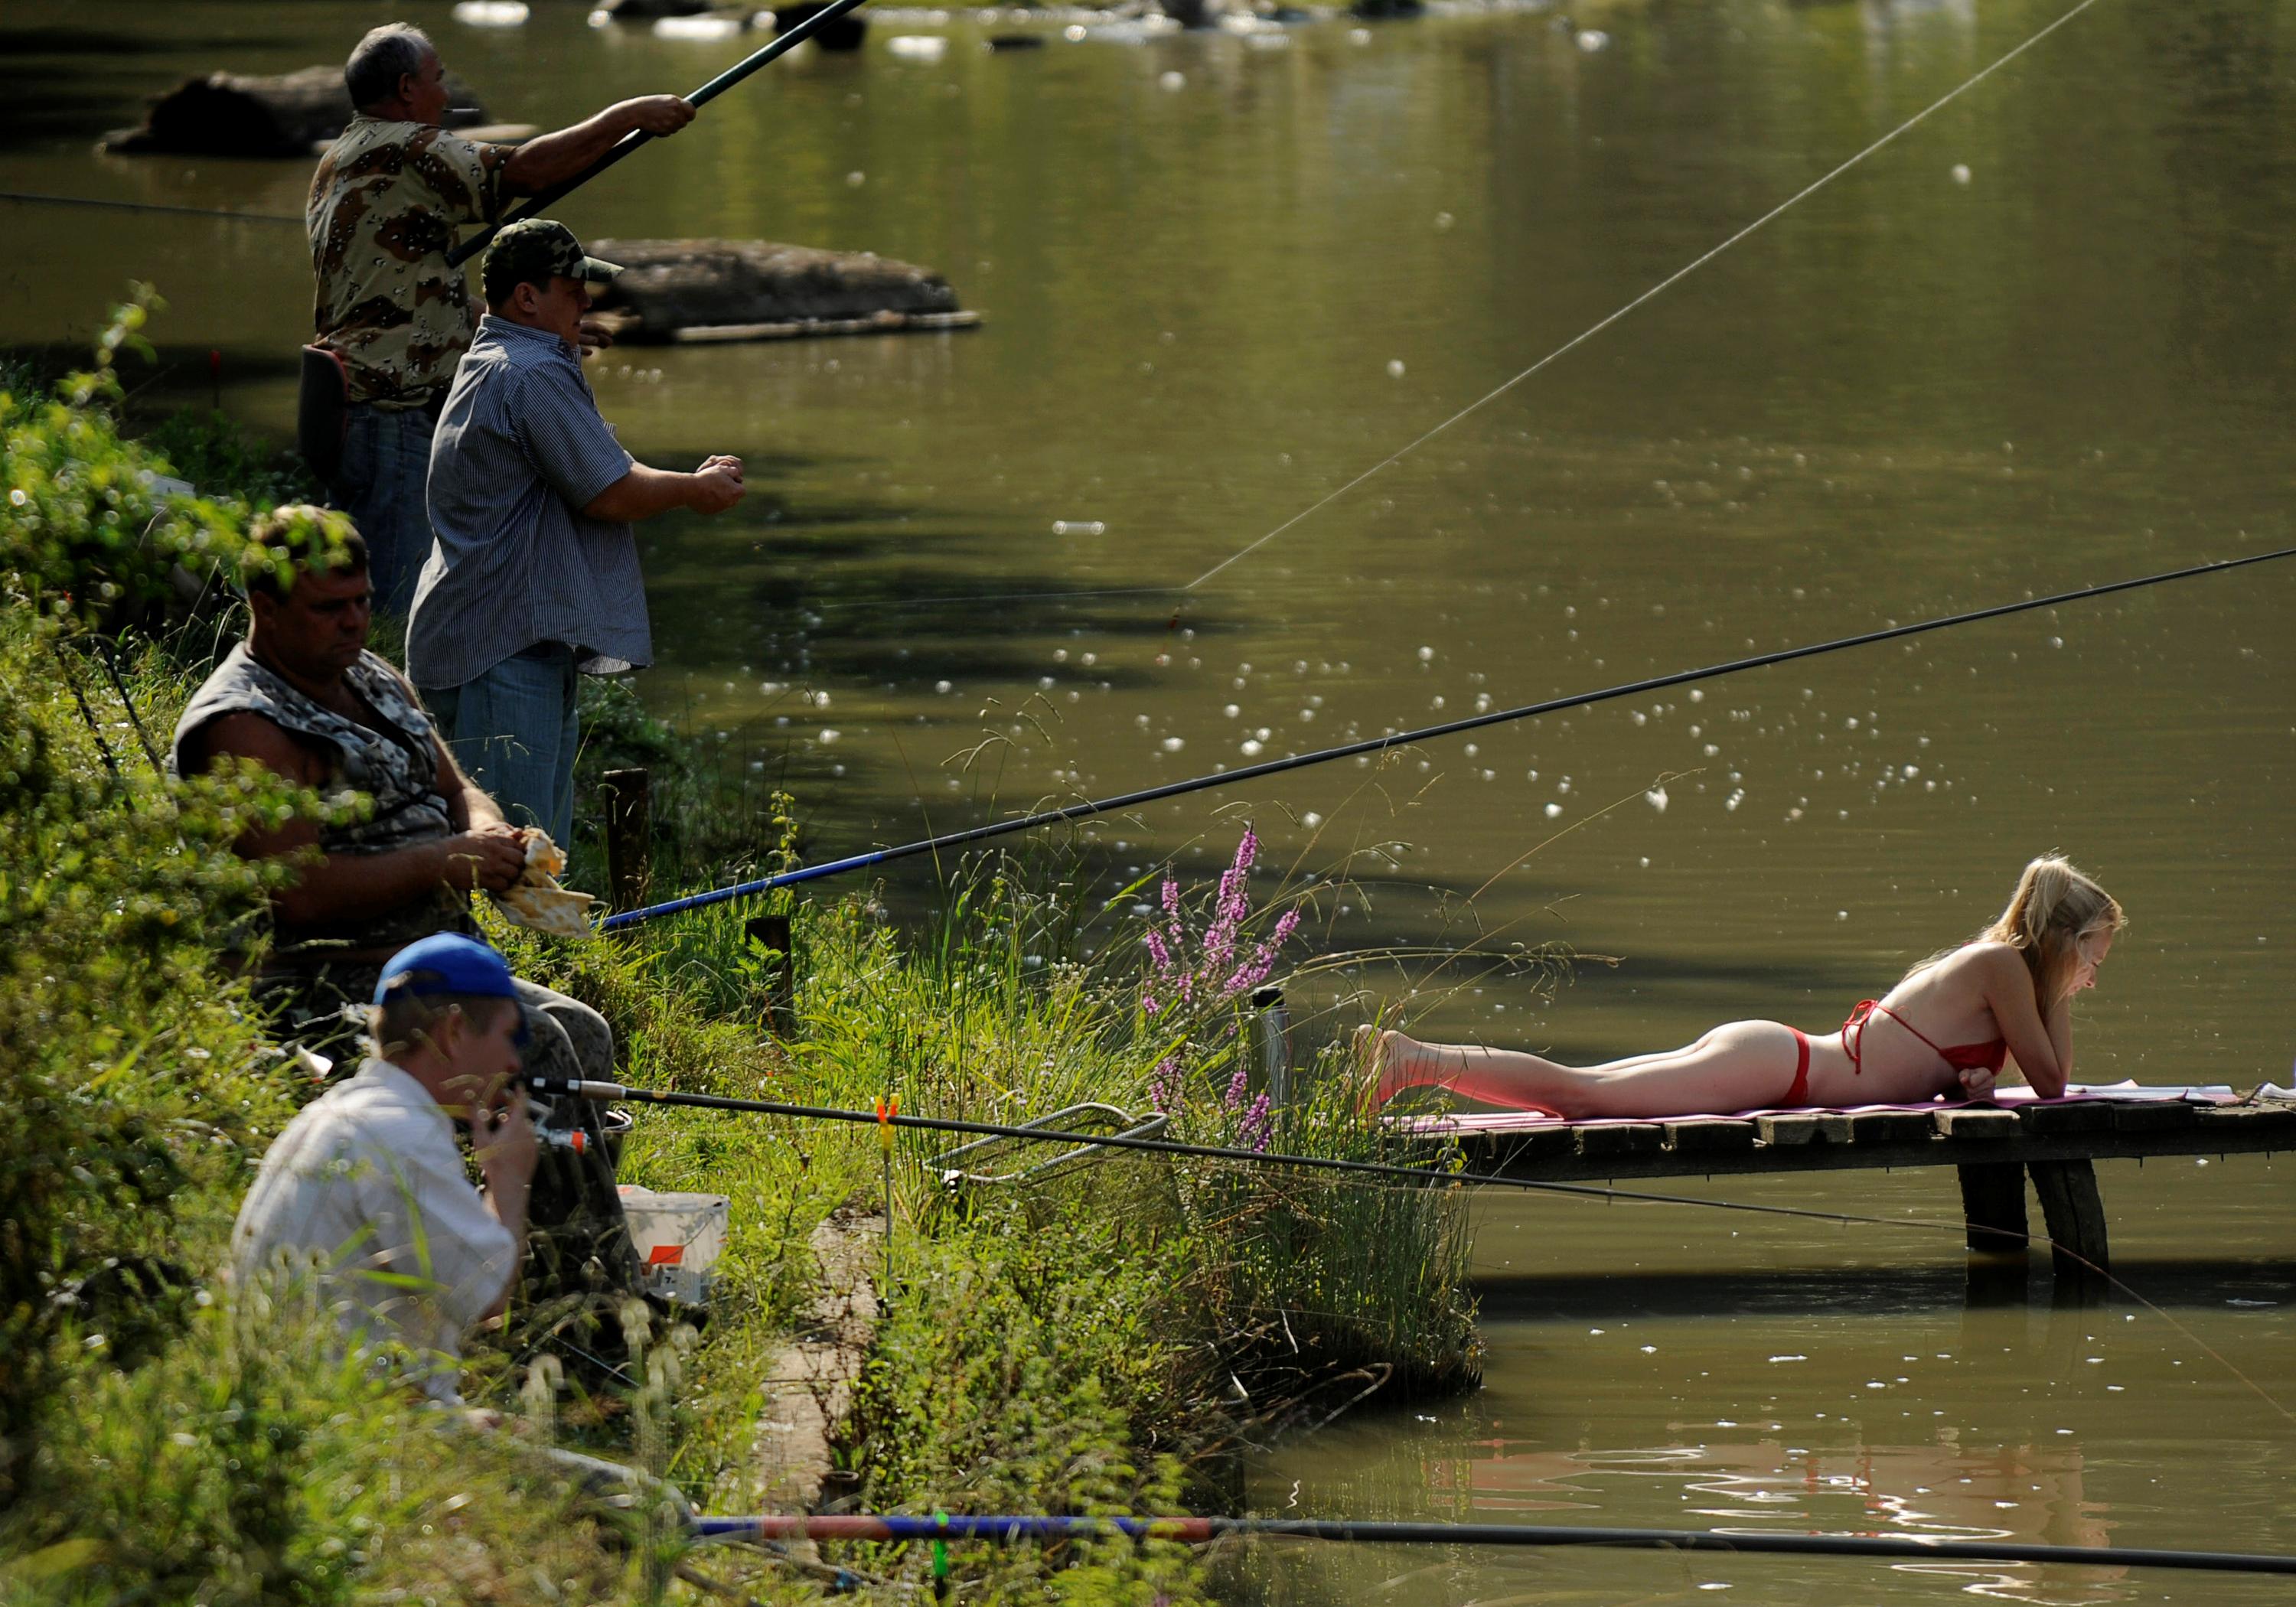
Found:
[1387,358,1407,378]
[453,0,529,24]
[1645,786,1668,812]
[1544,802,1564,818]
[819,728,841,744]
[1241,739,1264,757]
[1159,70,1186,90]
[1162,736,1185,751]
[655,13,744,38]
[1952,163,1973,185]
[1052,519,1107,535]
[1417,645,1435,661]
[846,171,867,186]
[1575,28,1609,51]
[934,680,953,694]
[888,34,948,60]
[1303,811,1322,827]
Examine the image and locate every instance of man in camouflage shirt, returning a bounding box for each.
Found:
[308,22,695,613]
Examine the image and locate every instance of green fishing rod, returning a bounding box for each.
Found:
[447,0,871,269]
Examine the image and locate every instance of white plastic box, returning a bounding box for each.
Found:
[617,1185,730,1307]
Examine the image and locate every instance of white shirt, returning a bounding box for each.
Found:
[230,1059,518,1404]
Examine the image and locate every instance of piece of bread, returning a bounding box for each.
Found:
[490,829,598,939]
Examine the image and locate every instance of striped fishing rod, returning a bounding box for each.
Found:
[604,542,2296,930]
[688,1512,2296,1576]
[446,0,873,269]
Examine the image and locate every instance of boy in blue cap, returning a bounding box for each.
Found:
[232,934,541,1406]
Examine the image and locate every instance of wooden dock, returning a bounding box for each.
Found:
[1438,1100,2296,1274]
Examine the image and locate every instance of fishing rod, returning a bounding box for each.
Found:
[523,1072,2040,1237]
[446,0,872,269]
[605,541,2296,930]
[690,1512,2296,1577]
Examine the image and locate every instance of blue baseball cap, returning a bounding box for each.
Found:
[373,934,530,1047]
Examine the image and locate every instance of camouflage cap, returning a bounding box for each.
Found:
[480,218,623,304]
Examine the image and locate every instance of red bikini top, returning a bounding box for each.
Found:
[1842,999,2008,1077]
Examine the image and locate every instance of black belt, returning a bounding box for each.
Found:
[514,639,573,661]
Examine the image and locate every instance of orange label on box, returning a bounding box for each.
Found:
[646,1244,685,1266]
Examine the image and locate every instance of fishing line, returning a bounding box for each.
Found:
[1174,0,2114,596]
[689,1511,2296,1576]
[799,0,2115,620]
[0,190,302,226]
[541,1072,2296,1424]
[604,541,2296,928]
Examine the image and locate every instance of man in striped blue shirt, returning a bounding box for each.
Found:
[409,220,745,845]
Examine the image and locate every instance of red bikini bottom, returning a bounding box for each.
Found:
[1785,1027,1812,1106]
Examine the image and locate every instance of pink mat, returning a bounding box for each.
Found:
[1399,1081,2241,1136]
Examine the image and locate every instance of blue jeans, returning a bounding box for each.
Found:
[425,644,579,846]
[332,403,439,616]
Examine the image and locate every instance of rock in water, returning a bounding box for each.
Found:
[588,239,966,341]
[772,0,869,50]
[100,66,496,158]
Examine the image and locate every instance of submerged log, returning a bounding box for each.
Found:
[99,66,496,158]
[587,238,972,343]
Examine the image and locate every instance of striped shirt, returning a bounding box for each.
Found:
[407,316,648,689]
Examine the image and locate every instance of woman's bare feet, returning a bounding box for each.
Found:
[1352,1024,1420,1112]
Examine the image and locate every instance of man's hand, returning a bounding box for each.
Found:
[578,315,617,356]
[617,95,697,138]
[688,455,745,514]
[435,830,529,894]
[471,1093,539,1190]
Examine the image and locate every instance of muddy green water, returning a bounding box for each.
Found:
[8,0,2296,1596]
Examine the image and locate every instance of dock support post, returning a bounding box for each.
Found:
[601,767,652,917]
[2027,1159,2109,1278]
[1956,1162,2030,1253]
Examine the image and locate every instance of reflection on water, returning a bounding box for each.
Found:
[11,2,2296,1599]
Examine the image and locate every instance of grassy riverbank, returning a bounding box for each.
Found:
[0,302,1477,1605]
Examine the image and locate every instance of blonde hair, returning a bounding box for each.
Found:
[1910,853,2123,1005]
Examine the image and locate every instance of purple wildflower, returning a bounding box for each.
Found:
[1238,1092,1272,1152]
[1222,1058,1251,1113]
[1148,1056,1182,1113]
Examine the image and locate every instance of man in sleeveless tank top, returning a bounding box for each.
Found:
[171,508,641,1323]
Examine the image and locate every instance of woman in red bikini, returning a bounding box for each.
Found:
[1361,855,2121,1117]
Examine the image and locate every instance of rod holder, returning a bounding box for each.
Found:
[601,767,652,917]
[1251,986,1291,1108]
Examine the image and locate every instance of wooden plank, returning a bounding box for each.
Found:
[2029,1159,2109,1274]
[1936,1107,2021,1139]
[1480,1124,1577,1165]
[1957,1162,2030,1253]
[2018,1101,2116,1137]
[1664,1119,1758,1156]
[1575,1122,1665,1160]
[2194,1105,2296,1143]
[1848,1111,1936,1146]
[1757,1113,1854,1146]
[2109,1100,2200,1135]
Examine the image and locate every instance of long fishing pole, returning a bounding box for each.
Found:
[690,1512,2296,1577]
[605,541,2296,930]
[521,1072,2043,1234]
[446,0,872,269]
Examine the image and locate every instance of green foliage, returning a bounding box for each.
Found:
[0,291,248,638]
[141,409,319,510]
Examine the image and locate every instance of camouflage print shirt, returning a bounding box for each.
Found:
[308,117,512,410]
